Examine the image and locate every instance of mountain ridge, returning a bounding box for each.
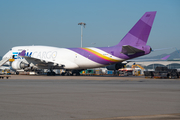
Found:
[135,49,180,60]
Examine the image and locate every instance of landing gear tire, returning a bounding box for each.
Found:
[61,71,80,76]
[64,72,71,76]
[61,72,65,76]
[47,72,56,76]
[72,72,80,76]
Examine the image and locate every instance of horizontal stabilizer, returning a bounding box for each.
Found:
[121,45,144,55]
[0,57,9,67]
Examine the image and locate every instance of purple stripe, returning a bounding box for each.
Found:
[68,48,116,65]
[68,46,148,65]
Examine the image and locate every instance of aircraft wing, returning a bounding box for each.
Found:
[19,50,65,68]
[121,45,144,55]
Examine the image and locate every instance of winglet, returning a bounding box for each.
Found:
[19,50,26,56]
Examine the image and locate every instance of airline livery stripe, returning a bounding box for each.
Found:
[81,48,120,62]
[13,52,19,54]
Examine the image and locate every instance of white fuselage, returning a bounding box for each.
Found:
[3,46,124,70]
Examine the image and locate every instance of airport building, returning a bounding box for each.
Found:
[126,61,180,71]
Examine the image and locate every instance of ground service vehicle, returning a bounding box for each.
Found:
[144,67,179,79]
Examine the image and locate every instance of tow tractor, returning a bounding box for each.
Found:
[0,75,11,79]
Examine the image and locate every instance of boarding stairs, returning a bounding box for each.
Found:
[0,57,10,67]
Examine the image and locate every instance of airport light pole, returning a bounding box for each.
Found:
[78,22,86,48]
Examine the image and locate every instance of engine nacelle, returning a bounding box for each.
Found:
[106,62,126,70]
[11,60,29,70]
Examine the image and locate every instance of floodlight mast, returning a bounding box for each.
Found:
[78,22,86,48]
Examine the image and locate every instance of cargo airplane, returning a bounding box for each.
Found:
[0,11,157,75]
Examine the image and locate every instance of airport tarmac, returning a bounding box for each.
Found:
[0,75,180,120]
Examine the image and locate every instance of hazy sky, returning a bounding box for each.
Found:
[0,0,180,57]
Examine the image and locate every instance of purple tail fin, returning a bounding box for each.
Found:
[161,55,170,60]
[117,11,157,46]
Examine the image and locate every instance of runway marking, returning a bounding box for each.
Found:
[82,113,180,120]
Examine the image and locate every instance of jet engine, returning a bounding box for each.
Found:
[106,62,127,70]
[11,60,29,70]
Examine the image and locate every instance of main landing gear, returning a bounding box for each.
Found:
[46,69,80,76]
[47,69,56,76]
[61,70,80,76]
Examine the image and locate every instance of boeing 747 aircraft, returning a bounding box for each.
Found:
[0,11,157,75]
